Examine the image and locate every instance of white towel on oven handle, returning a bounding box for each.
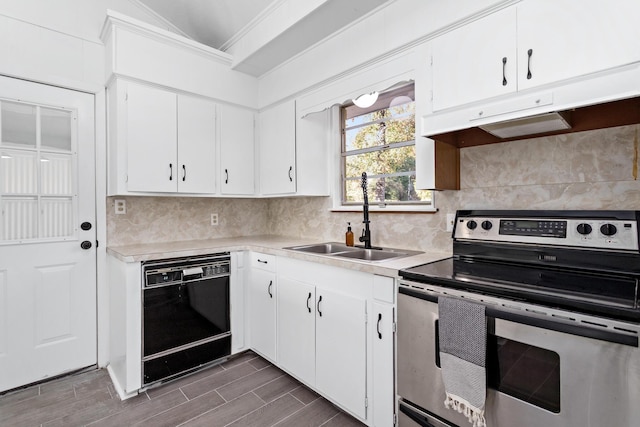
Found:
[438,296,487,427]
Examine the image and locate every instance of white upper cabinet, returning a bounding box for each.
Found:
[259,100,296,195]
[110,80,218,195]
[176,95,216,194]
[219,104,255,195]
[431,7,517,112]
[125,82,177,193]
[517,0,640,91]
[430,1,640,112]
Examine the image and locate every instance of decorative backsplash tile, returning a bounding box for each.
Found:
[107,125,640,253]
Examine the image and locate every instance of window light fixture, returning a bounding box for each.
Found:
[352,91,379,108]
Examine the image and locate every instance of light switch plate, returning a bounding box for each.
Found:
[446,213,455,232]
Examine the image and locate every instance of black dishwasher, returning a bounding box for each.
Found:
[142,253,231,387]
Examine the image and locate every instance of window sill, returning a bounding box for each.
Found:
[331,205,437,214]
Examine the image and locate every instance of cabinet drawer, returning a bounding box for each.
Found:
[250,253,276,272]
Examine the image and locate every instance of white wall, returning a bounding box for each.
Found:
[0,0,181,90]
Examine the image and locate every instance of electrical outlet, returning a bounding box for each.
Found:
[446,213,455,232]
[114,199,126,215]
[210,213,219,226]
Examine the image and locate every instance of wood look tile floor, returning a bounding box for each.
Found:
[0,351,366,427]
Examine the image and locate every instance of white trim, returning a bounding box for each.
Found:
[101,10,233,66]
[219,0,288,52]
[126,0,193,40]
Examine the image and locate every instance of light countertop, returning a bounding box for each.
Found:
[106,235,451,276]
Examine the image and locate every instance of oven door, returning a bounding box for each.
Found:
[397,283,640,427]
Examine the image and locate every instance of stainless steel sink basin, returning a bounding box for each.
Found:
[284,242,422,262]
[333,249,406,261]
[284,242,360,255]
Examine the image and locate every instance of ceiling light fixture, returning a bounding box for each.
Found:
[352,91,379,108]
[389,95,413,108]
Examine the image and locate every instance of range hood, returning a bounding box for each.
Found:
[479,111,571,139]
[422,63,640,147]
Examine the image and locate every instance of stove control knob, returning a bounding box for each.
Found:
[481,220,493,231]
[600,223,617,236]
[467,220,478,230]
[576,223,592,235]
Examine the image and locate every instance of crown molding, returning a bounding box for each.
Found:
[219,0,288,52]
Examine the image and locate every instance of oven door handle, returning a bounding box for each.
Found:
[399,402,450,427]
[399,287,639,348]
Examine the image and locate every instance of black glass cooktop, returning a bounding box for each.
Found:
[400,257,639,321]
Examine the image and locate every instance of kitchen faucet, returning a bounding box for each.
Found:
[359,172,372,249]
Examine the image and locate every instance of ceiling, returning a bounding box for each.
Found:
[137,0,274,50]
[134,0,389,75]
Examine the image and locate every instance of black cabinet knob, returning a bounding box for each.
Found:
[81,241,92,250]
[81,222,92,231]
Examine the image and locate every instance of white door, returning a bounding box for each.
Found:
[259,100,296,195]
[125,82,177,193]
[220,105,255,195]
[0,76,96,392]
[248,268,276,361]
[177,95,216,194]
[315,289,367,419]
[277,277,315,386]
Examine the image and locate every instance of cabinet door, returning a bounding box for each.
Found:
[517,0,640,91]
[248,269,276,361]
[372,302,394,427]
[277,277,315,386]
[316,289,367,419]
[177,95,216,194]
[125,82,177,192]
[259,100,296,195]
[220,105,255,195]
[431,7,517,111]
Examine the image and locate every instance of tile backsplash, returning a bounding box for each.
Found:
[107,125,640,252]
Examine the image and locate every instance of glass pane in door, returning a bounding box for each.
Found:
[40,154,72,195]
[41,197,73,238]
[1,101,37,147]
[1,150,37,194]
[41,108,72,151]
[1,197,38,240]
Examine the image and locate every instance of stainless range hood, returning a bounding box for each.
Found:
[479,111,572,139]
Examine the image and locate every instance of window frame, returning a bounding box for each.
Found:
[334,84,435,213]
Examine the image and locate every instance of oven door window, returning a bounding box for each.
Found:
[436,321,560,413]
[143,278,230,357]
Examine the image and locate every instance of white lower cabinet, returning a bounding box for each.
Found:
[248,263,276,362]
[315,288,367,420]
[276,277,316,385]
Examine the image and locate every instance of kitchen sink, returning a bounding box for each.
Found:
[285,242,361,254]
[284,242,422,262]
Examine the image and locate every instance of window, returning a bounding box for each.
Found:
[341,84,432,208]
[0,99,77,243]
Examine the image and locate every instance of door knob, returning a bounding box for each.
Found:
[81,241,92,250]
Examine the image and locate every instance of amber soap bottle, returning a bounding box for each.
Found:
[345,222,354,246]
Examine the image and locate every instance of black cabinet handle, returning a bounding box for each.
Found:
[377,313,382,339]
[182,165,186,182]
[257,259,268,264]
[288,166,293,182]
[80,241,92,250]
[306,292,312,313]
[502,57,507,86]
[268,280,273,298]
[80,222,92,231]
[169,163,173,181]
[225,169,229,184]
[317,295,323,317]
[527,49,533,79]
